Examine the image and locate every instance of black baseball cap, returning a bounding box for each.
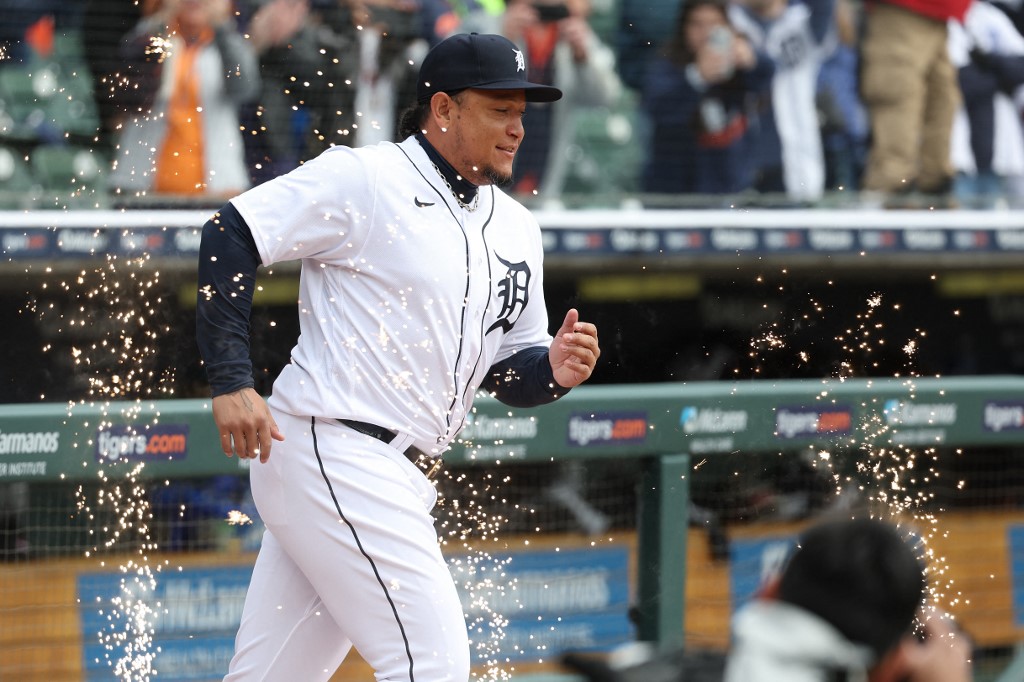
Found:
[417,33,563,103]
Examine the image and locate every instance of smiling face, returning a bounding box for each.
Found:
[426,89,527,186]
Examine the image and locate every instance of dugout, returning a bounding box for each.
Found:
[3,209,1024,679]
[1,377,1024,680]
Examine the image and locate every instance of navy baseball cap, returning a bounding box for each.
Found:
[417,33,563,103]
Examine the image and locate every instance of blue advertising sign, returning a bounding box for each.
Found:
[455,544,633,663]
[78,566,252,681]
[729,535,797,609]
[78,544,633,677]
[1009,525,1024,628]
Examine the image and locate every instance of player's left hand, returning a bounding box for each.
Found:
[549,308,600,388]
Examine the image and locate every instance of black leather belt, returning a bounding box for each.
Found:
[339,419,442,480]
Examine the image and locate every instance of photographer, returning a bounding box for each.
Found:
[725,517,974,682]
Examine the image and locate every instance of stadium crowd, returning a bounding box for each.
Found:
[0,0,1023,209]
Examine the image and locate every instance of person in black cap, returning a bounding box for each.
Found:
[561,517,971,682]
[724,516,973,682]
[196,32,600,681]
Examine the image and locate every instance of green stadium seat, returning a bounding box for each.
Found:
[0,65,53,140]
[0,144,38,208]
[561,90,644,204]
[45,85,101,139]
[38,31,101,139]
[0,146,32,188]
[0,53,100,142]
[29,144,107,208]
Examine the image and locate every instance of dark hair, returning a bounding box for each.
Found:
[398,101,431,140]
[663,0,731,66]
[396,91,468,141]
[777,517,927,660]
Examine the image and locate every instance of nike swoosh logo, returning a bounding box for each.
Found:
[414,197,435,207]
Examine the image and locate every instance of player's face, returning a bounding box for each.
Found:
[447,89,527,186]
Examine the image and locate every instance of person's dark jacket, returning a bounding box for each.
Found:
[641,49,774,195]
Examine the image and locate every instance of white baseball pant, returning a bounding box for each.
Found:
[224,412,470,681]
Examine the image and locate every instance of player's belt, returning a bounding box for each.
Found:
[338,419,443,480]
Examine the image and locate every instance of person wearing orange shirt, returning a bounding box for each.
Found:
[111,0,260,199]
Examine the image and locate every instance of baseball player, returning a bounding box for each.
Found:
[195,33,601,682]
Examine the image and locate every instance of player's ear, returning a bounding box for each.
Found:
[430,92,454,131]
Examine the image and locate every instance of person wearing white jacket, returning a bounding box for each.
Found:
[725,517,973,682]
[948,0,1024,207]
[111,0,261,199]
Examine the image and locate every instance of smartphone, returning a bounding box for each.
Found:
[534,3,571,22]
[707,26,734,54]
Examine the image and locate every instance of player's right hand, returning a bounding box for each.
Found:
[212,388,285,463]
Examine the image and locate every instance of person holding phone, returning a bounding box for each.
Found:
[640,0,774,197]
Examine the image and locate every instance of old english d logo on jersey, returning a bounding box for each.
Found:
[487,254,530,334]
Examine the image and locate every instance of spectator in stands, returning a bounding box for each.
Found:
[725,517,974,682]
[640,0,774,197]
[730,0,836,205]
[82,0,150,153]
[614,0,684,93]
[294,0,428,156]
[347,1,428,148]
[486,0,623,203]
[816,0,868,193]
[948,0,1024,209]
[421,0,505,45]
[612,0,684,200]
[859,0,969,208]
[110,0,260,199]
[235,0,319,183]
[0,0,73,63]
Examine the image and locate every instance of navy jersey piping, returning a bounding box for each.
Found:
[454,190,497,435]
[310,417,417,681]
[395,143,473,441]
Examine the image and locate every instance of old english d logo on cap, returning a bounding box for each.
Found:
[416,33,562,103]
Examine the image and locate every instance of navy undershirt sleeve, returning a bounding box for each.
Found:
[485,346,570,407]
[195,202,261,397]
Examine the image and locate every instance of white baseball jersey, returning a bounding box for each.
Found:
[731,1,833,201]
[948,1,1024,176]
[231,136,553,456]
